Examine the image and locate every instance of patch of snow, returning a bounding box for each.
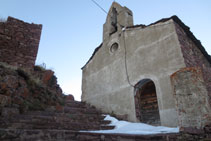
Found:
[81,115,179,135]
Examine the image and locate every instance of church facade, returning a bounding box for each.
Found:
[81,2,211,128]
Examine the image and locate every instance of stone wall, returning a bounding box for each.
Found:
[0,17,42,69]
[174,22,211,104]
[170,67,211,128]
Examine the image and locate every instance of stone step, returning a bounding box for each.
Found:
[7,114,105,125]
[0,114,105,121]
[65,101,87,108]
[0,100,121,140]
[99,125,115,130]
[46,105,99,113]
[0,115,111,127]
[0,128,181,141]
[58,113,106,121]
[65,101,98,111]
[0,110,113,130]
[62,106,101,114]
[24,109,102,117]
[20,112,106,122]
[0,121,115,131]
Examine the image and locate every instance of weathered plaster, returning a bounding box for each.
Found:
[82,2,211,128]
[82,2,188,127]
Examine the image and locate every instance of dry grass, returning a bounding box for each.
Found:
[0,62,42,87]
[0,62,17,70]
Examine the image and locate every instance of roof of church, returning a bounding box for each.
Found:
[82,15,211,69]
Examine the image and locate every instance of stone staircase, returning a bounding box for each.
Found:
[0,100,210,140]
[0,100,115,140]
[0,129,180,141]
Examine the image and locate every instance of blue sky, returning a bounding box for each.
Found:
[0,0,211,100]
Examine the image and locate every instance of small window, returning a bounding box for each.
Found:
[110,43,119,53]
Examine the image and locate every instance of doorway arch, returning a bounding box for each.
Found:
[134,79,160,125]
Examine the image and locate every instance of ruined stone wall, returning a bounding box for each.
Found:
[174,22,211,104]
[171,67,211,128]
[0,17,42,69]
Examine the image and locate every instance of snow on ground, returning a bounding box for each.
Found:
[82,115,179,135]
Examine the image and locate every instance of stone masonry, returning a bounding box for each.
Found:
[171,67,211,128]
[174,21,211,105]
[0,17,42,69]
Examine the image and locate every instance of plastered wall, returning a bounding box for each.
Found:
[82,18,186,127]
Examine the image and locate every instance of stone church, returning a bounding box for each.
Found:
[81,2,211,128]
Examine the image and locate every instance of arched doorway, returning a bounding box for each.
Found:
[134,79,160,125]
